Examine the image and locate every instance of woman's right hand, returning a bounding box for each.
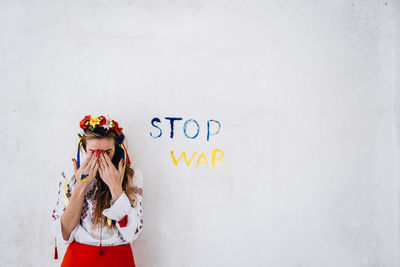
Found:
[72,151,99,190]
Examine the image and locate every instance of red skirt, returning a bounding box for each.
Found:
[61,241,136,267]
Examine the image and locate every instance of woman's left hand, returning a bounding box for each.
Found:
[98,151,124,200]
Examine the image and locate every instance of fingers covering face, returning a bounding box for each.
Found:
[89,153,98,170]
[102,152,113,166]
[81,151,95,169]
[99,152,109,168]
[99,155,105,172]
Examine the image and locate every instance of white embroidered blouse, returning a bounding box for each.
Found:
[51,163,144,247]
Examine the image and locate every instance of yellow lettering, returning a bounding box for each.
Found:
[211,148,227,167]
[195,152,210,168]
[170,151,198,166]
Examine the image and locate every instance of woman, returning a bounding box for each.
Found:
[51,115,144,267]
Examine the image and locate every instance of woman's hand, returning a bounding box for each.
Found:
[98,151,124,200]
[72,151,99,191]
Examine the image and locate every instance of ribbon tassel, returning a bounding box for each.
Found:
[99,221,104,256]
[54,237,58,259]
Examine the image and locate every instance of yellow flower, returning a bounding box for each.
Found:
[90,116,101,127]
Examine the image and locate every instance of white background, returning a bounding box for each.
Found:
[0,0,399,266]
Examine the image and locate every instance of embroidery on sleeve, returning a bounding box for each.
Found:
[52,170,71,221]
[126,186,143,208]
[118,215,128,227]
[128,186,143,196]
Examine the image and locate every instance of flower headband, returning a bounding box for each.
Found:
[78,115,125,144]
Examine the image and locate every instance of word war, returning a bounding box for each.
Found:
[170,148,227,168]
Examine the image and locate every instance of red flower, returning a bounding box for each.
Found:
[111,120,119,131]
[98,116,106,126]
[80,115,91,129]
[110,120,123,137]
[118,215,128,228]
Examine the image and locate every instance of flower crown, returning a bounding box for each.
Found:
[78,115,125,144]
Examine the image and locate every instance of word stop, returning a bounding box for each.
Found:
[150,117,221,141]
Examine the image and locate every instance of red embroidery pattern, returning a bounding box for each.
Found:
[90,199,98,224]
[51,177,64,220]
[66,187,72,198]
[118,215,128,227]
[52,212,60,220]
[82,202,89,220]
[81,186,97,221]
[129,198,137,207]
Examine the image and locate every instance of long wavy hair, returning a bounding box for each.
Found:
[80,127,138,232]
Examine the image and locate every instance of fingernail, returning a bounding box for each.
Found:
[72,158,74,162]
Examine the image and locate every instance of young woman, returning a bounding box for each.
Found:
[51,115,144,267]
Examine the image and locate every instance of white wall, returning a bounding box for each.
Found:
[0,0,398,266]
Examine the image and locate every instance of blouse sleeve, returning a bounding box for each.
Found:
[102,168,144,243]
[51,170,80,246]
